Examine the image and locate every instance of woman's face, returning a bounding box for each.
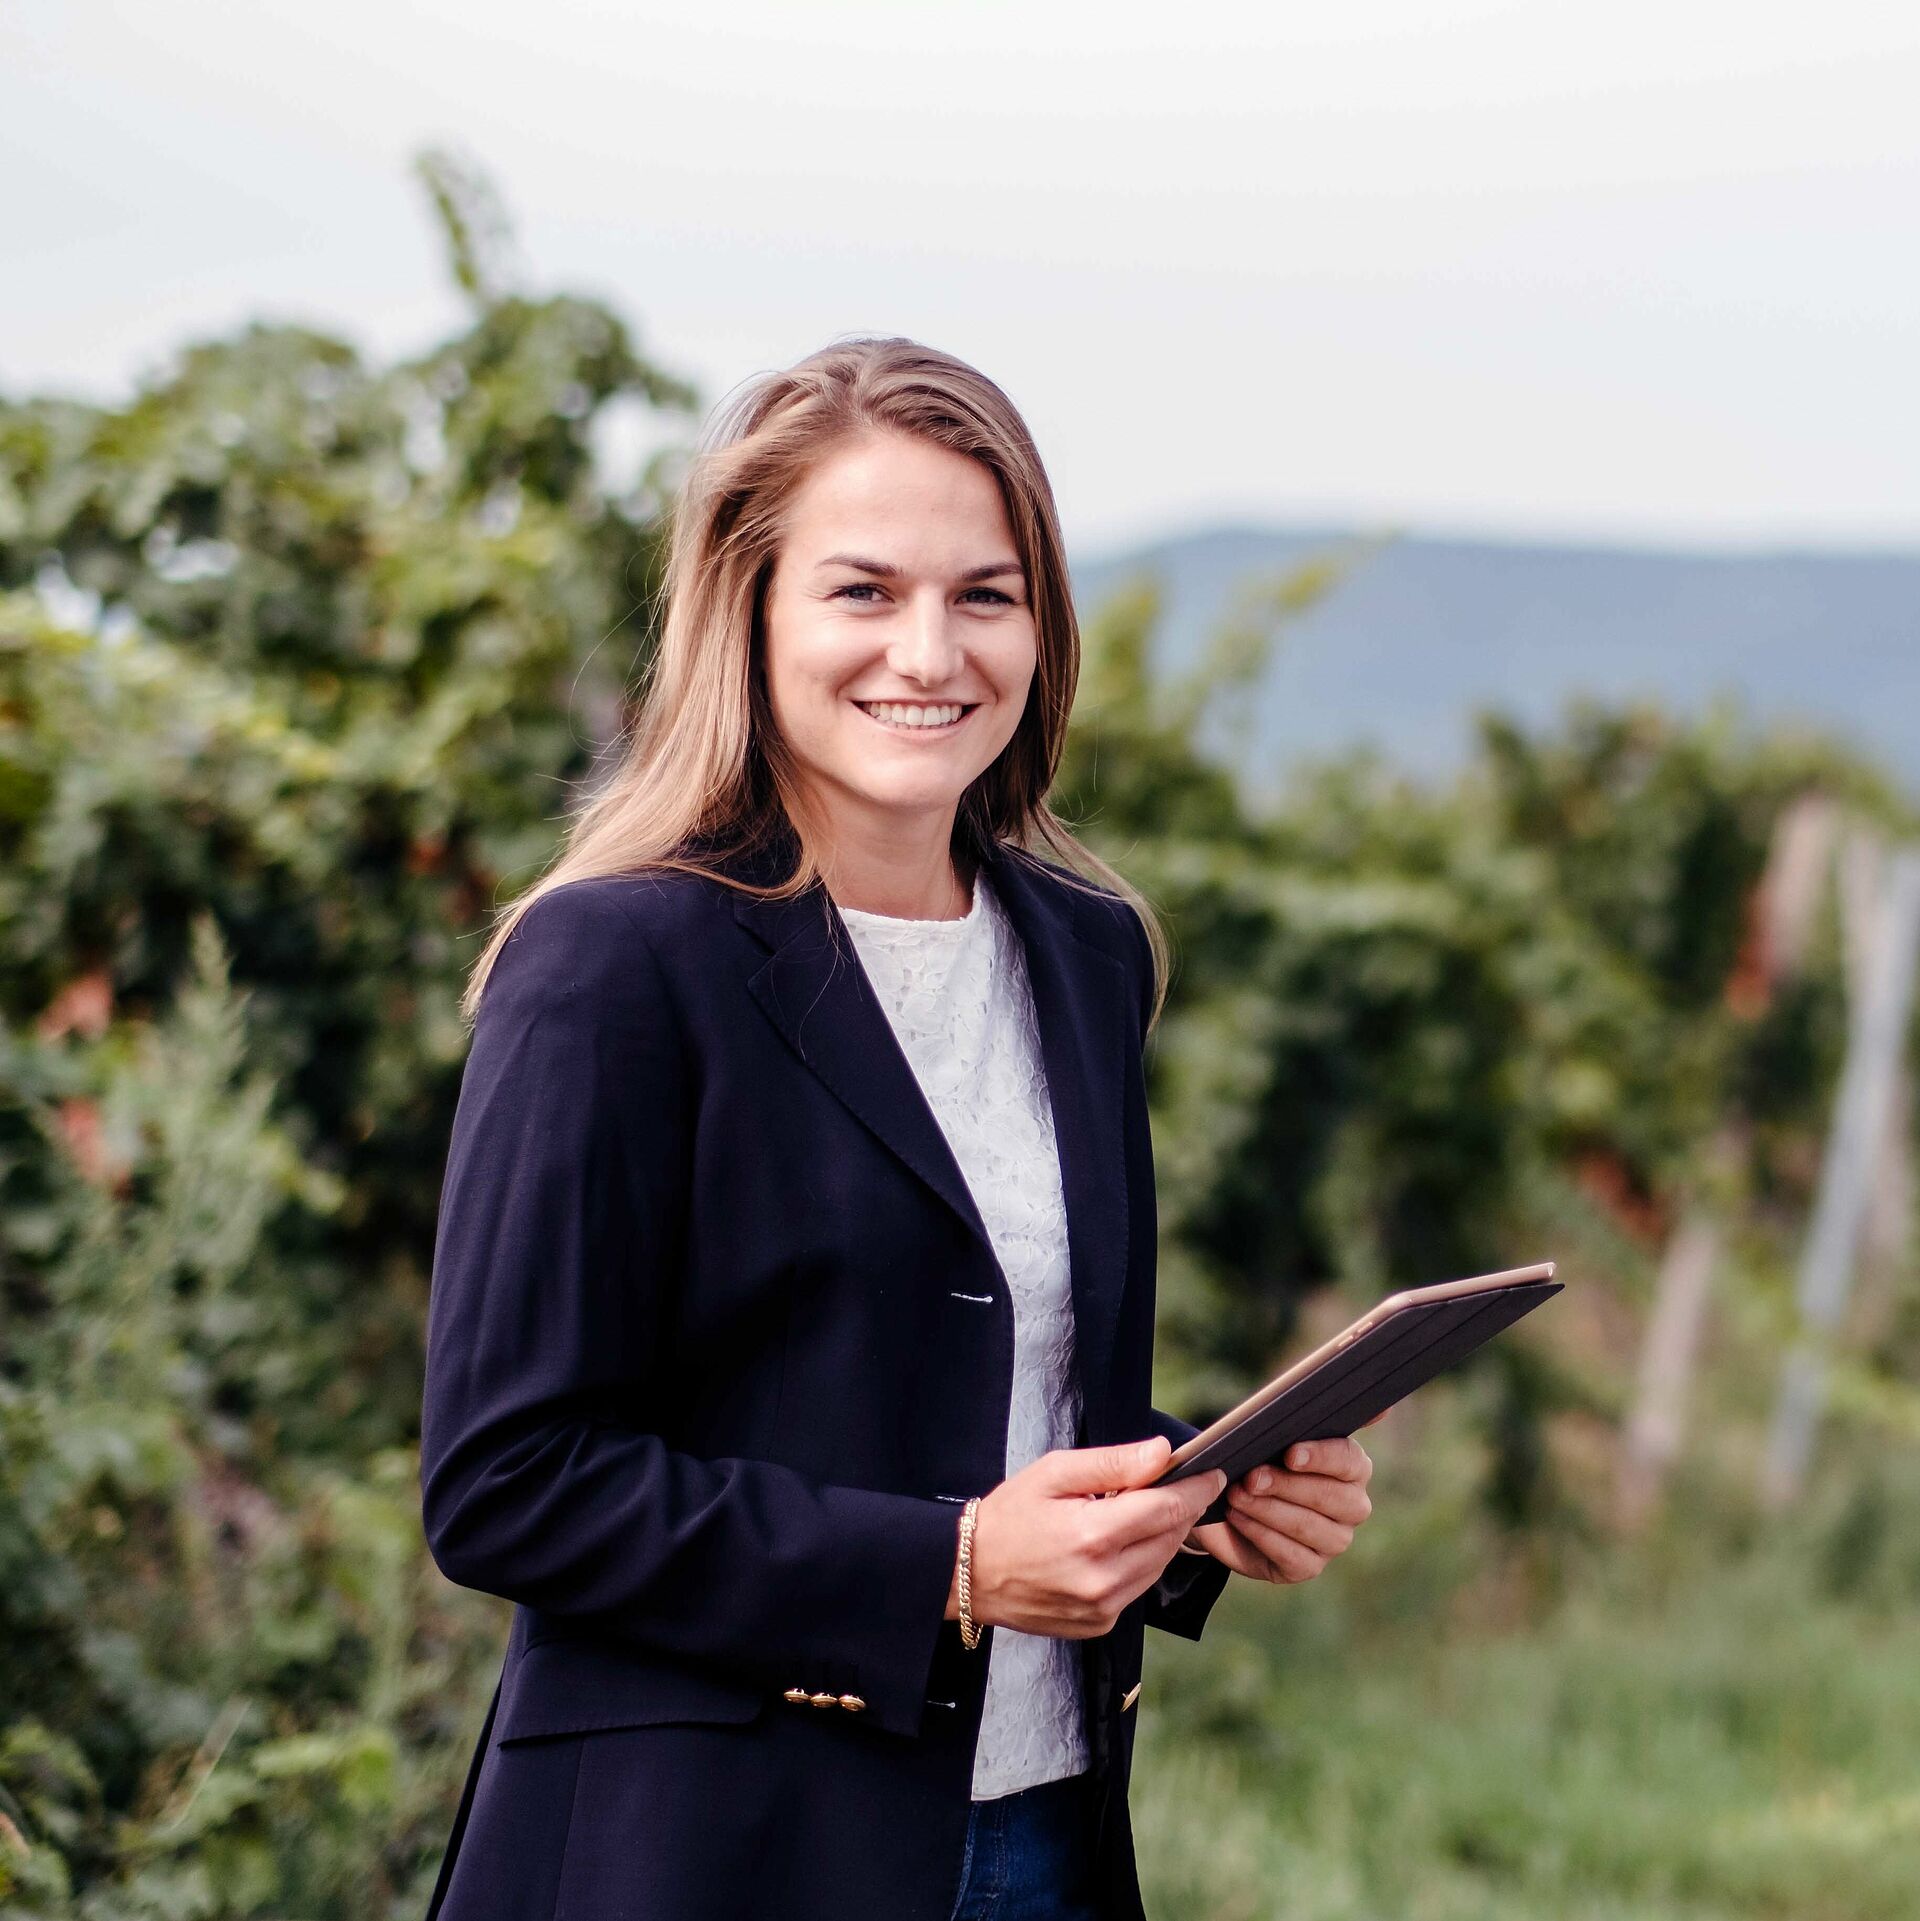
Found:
[762,430,1038,844]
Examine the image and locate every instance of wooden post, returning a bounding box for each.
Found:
[1761,845,1920,1507]
[1846,1059,1914,1350]
[1615,792,1837,1527]
[1833,830,1917,1348]
[1764,794,1843,981]
[1617,1211,1722,1530]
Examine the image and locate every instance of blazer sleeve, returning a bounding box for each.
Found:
[1141,1407,1234,1637]
[418,883,962,1740]
[1110,893,1235,1642]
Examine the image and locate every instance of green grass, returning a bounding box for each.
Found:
[1132,1531,1920,1920]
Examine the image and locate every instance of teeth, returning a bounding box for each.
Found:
[859,702,967,728]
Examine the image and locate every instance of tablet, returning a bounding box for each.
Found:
[1152,1261,1561,1526]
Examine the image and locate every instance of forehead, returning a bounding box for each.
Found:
[780,432,1016,559]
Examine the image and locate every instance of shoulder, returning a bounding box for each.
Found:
[476,868,729,1027]
[507,867,728,950]
[995,847,1151,995]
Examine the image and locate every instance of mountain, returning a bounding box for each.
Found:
[1067,525,1920,801]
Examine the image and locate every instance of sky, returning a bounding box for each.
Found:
[5,0,1918,558]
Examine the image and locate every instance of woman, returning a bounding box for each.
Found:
[418,338,1375,1921]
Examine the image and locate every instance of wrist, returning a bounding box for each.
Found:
[956,1495,985,1647]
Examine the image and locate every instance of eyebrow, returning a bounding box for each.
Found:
[815,552,1027,585]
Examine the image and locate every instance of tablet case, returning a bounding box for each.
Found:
[1156,1264,1562,1526]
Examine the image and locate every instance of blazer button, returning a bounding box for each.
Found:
[782,1688,811,1705]
[1121,1681,1142,1711]
[808,1691,838,1709]
[838,1693,866,1712]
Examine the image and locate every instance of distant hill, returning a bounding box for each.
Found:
[1067,525,1920,801]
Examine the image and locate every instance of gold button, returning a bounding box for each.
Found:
[809,1691,838,1709]
[838,1694,866,1712]
[1121,1681,1142,1710]
[782,1688,810,1704]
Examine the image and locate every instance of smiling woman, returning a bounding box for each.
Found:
[761,431,1042,919]
[448,336,1143,1015]
[419,336,1365,1921]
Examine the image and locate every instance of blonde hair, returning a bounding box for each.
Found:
[460,335,1168,1028]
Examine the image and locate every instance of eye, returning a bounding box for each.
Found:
[829,582,1017,606]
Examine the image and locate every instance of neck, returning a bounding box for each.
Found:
[802,798,977,920]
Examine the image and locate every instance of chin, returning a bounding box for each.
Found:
[823,761,965,810]
[855,779,974,815]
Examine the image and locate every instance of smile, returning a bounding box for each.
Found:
[853,700,979,733]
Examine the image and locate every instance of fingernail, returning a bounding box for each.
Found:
[1253,1468,1272,1491]
[1290,1446,1311,1470]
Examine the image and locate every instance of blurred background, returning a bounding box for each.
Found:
[3,4,1917,1915]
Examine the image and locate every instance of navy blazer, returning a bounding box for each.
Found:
[418,825,1232,1921]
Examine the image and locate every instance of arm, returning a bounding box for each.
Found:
[419,883,960,1739]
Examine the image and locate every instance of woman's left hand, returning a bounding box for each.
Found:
[1182,1433,1376,1585]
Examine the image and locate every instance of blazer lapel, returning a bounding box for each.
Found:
[726,831,1134,1437]
[730,851,993,1254]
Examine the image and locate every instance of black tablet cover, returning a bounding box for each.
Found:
[1157,1275,1563,1527]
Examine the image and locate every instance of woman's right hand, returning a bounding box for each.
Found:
[945,1436,1227,1639]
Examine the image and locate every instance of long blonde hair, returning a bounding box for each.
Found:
[460,335,1169,1028]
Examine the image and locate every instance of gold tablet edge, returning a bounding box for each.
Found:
[1160,1260,1558,1473]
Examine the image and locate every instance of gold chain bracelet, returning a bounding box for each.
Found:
[957,1495,984,1649]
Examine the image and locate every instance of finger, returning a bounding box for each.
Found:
[1042,1436,1173,1496]
[1244,1468,1373,1518]
[1182,1520,1268,1581]
[1224,1507,1331,1582]
[1235,1469,1372,1527]
[1224,1490,1357,1556]
[1051,1524,1220,1628]
[1116,1525,1209,1592]
[1278,1438,1371,1483]
[1094,1472,1227,1549]
[1180,1467,1230,1519]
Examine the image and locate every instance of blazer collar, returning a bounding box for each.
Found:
[724,827,1134,1439]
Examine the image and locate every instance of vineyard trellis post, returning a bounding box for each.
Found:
[1760,837,1920,1506]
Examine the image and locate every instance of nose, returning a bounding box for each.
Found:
[885,588,967,690]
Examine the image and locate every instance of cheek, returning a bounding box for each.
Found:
[987,636,1039,722]
[762,610,851,726]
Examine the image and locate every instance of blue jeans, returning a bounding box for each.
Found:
[948,1769,1104,1920]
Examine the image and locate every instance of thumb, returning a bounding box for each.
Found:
[1044,1435,1174,1497]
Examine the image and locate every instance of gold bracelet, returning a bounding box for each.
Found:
[957,1496,984,1649]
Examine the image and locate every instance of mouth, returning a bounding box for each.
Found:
[852,699,980,735]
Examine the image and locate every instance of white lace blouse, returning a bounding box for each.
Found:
[837,868,1091,1802]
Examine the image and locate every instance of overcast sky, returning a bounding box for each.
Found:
[6,1,1917,556]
